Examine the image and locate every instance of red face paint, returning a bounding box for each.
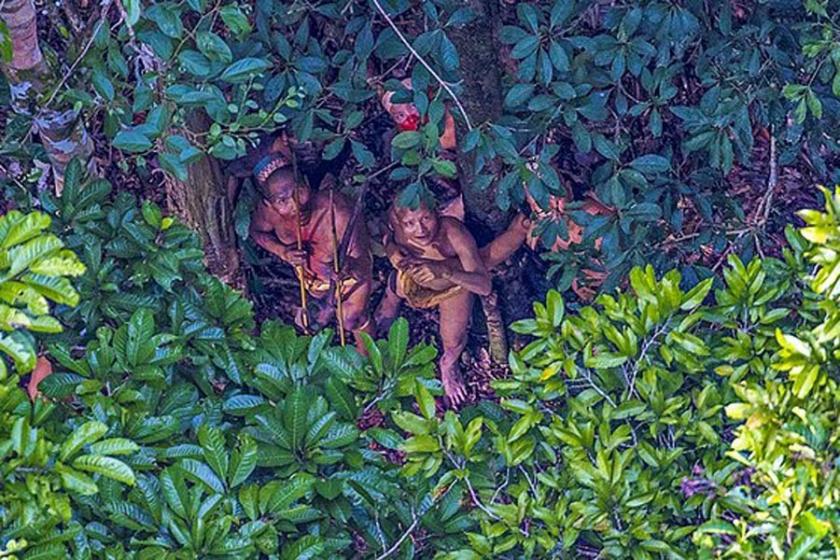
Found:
[396,113,421,131]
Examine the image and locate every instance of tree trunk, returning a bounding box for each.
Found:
[1,0,94,192]
[164,112,244,289]
[447,0,508,234]
[449,0,512,365]
[0,0,45,78]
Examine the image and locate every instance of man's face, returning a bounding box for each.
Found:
[397,205,438,245]
[263,171,309,215]
[388,102,421,132]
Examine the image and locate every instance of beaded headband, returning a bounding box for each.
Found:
[253,153,292,184]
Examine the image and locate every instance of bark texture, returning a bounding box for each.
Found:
[447,0,508,234]
[0,0,44,75]
[165,112,244,288]
[1,0,94,192]
[448,0,514,365]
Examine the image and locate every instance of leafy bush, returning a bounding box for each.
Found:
[6,0,839,296]
[2,164,840,559]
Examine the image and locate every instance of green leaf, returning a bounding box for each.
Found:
[92,69,115,102]
[147,4,183,39]
[223,394,266,416]
[680,278,713,309]
[325,377,357,420]
[220,4,251,37]
[88,438,140,456]
[59,467,99,495]
[505,83,535,107]
[629,154,670,175]
[392,131,422,149]
[415,380,437,420]
[261,477,313,513]
[800,511,831,538]
[281,535,324,560]
[179,458,225,493]
[392,411,431,435]
[284,388,309,451]
[788,534,823,560]
[196,31,232,63]
[73,455,136,486]
[198,425,229,482]
[178,50,211,77]
[695,519,737,534]
[612,400,646,419]
[388,317,409,368]
[124,0,141,26]
[229,436,258,488]
[402,434,439,453]
[60,421,108,461]
[159,153,189,181]
[113,130,152,153]
[220,58,270,83]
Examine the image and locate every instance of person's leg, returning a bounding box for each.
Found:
[479,213,531,270]
[374,274,403,337]
[438,291,473,407]
[341,280,373,354]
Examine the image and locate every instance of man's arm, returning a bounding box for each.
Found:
[250,208,291,261]
[407,220,491,296]
[445,221,492,296]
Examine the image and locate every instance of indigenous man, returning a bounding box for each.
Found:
[249,150,374,351]
[375,198,530,406]
[379,79,464,220]
[380,78,458,151]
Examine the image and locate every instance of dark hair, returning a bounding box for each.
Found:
[257,168,297,199]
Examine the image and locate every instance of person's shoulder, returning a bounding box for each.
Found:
[439,216,472,238]
[251,201,273,230]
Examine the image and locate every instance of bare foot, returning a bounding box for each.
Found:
[441,367,468,408]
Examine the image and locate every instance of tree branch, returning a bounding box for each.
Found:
[369,0,473,130]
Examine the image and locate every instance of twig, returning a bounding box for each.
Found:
[463,474,501,521]
[364,160,398,182]
[374,511,420,560]
[627,319,670,398]
[42,0,115,110]
[581,368,616,407]
[370,0,473,130]
[490,468,511,504]
[757,130,778,226]
[518,466,539,499]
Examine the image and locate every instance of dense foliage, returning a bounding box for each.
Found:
[2,163,839,558]
[4,0,840,290]
[3,0,840,558]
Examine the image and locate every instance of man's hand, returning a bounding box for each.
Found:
[405,260,450,284]
[286,248,308,267]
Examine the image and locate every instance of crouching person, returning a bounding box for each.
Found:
[375,196,530,406]
[249,153,373,351]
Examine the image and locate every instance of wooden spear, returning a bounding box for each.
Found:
[328,185,347,347]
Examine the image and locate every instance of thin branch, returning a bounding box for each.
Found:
[490,468,511,504]
[463,474,501,521]
[758,130,778,226]
[581,368,616,407]
[518,466,539,499]
[374,512,420,560]
[627,319,670,398]
[370,0,473,130]
[42,0,115,110]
